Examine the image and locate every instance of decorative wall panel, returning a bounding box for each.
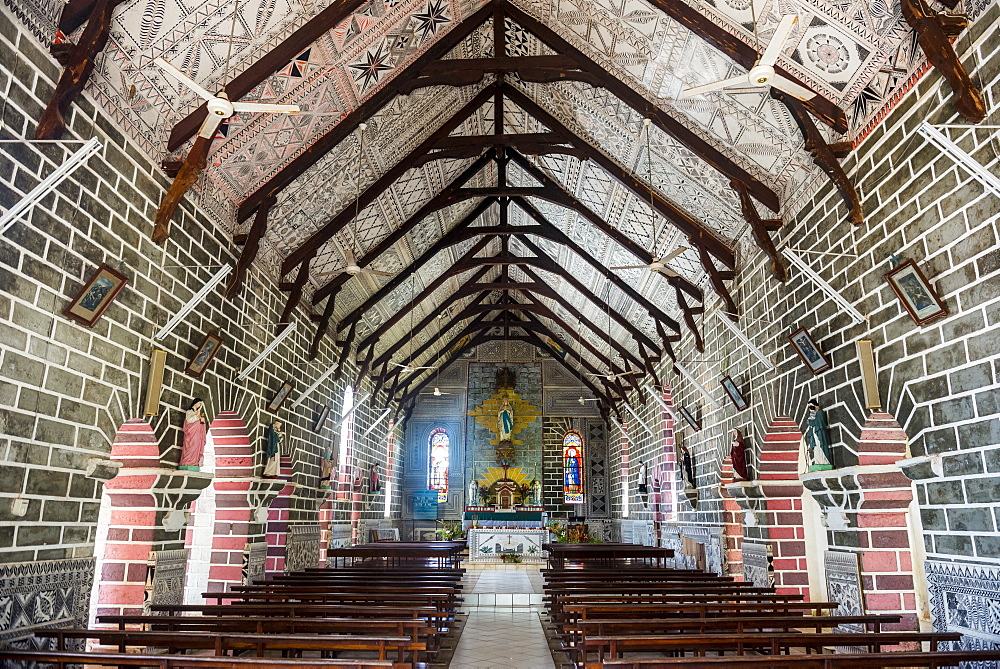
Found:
[927,561,1000,662]
[284,525,321,573]
[0,558,95,649]
[143,549,188,615]
[825,550,866,633]
[242,542,267,586]
[586,419,608,518]
[742,542,774,589]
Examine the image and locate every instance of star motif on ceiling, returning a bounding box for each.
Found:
[413,0,450,41]
[350,42,394,92]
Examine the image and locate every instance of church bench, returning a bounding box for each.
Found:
[585,650,1000,668]
[546,591,805,622]
[202,591,461,621]
[578,631,964,663]
[562,602,839,620]
[96,615,434,641]
[0,650,398,668]
[35,629,426,662]
[148,604,449,628]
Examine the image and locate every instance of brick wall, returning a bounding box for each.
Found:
[0,2,402,571]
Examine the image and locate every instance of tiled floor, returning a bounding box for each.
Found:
[449,610,555,669]
[449,567,556,668]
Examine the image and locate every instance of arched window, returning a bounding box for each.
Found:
[428,428,450,502]
[563,431,584,504]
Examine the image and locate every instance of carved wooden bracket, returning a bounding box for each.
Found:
[772,89,863,227]
[732,181,787,282]
[901,0,986,123]
[226,195,276,298]
[36,0,127,140]
[151,135,211,244]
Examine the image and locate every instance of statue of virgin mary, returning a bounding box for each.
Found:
[498,399,515,441]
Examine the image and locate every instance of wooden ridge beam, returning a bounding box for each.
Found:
[733,180,787,283]
[280,85,499,274]
[37,0,127,140]
[414,133,585,167]
[503,2,784,211]
[229,3,495,217]
[901,0,985,123]
[400,55,603,93]
[771,89,863,227]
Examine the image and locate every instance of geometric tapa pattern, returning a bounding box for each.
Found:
[284,525,322,573]
[927,560,1000,664]
[143,549,188,615]
[242,541,268,585]
[0,558,95,650]
[742,541,774,589]
[587,419,609,518]
[824,550,866,634]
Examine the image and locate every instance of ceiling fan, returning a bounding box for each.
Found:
[422,387,456,397]
[610,246,689,277]
[154,59,299,139]
[680,14,815,100]
[577,395,600,405]
[586,370,638,381]
[335,248,393,277]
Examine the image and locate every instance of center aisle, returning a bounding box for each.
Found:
[449,565,556,668]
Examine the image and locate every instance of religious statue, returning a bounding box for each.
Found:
[532,478,542,506]
[179,398,207,471]
[498,399,515,441]
[369,462,381,493]
[637,462,648,495]
[320,451,336,489]
[730,428,749,481]
[804,398,834,471]
[469,478,480,506]
[681,444,696,489]
[263,419,283,478]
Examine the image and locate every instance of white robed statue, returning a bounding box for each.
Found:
[498,399,515,441]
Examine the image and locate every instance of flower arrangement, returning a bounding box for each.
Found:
[547,521,598,543]
[500,553,523,563]
[435,520,465,540]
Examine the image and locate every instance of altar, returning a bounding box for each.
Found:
[467,528,549,562]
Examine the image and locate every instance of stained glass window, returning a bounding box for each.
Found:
[429,428,450,502]
[563,431,584,504]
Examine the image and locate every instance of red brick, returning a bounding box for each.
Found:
[876,574,914,591]
[862,551,899,572]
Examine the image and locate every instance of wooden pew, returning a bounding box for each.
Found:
[97,615,432,641]
[587,651,1000,668]
[35,629,425,663]
[581,631,963,663]
[0,650,396,668]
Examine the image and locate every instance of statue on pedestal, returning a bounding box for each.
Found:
[730,429,749,481]
[680,444,696,489]
[804,398,834,471]
[498,399,515,441]
[179,399,207,471]
[532,478,542,506]
[263,419,283,478]
[469,478,480,506]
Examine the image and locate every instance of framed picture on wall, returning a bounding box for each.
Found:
[185,332,223,378]
[885,259,947,326]
[720,376,748,411]
[787,327,831,375]
[313,404,332,433]
[678,405,702,431]
[63,263,129,327]
[267,380,294,412]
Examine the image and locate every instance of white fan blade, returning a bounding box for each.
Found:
[155,58,216,102]
[653,267,680,278]
[231,102,300,115]
[362,269,394,277]
[197,113,225,139]
[760,15,798,68]
[680,75,749,98]
[610,264,654,270]
[659,246,689,263]
[770,74,817,101]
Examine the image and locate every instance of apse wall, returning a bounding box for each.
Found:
[0,2,402,639]
[604,3,999,651]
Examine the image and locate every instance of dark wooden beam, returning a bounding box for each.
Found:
[511,202,683,334]
[400,55,603,93]
[732,180,787,283]
[310,168,497,304]
[672,283,704,353]
[414,133,586,167]
[771,89,863,227]
[281,85,499,273]
[504,2,785,210]
[57,0,98,35]
[508,154,704,302]
[505,84,737,274]
[230,3,495,217]
[278,253,313,331]
[901,0,985,123]
[226,195,275,298]
[330,319,357,387]
[308,287,341,360]
[150,135,210,244]
[36,0,127,140]
[695,242,738,319]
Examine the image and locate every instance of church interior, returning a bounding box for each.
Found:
[0,0,998,664]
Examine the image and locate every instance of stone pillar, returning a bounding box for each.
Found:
[383,419,396,518]
[95,420,210,620]
[658,385,679,523]
[727,417,809,598]
[803,413,919,636]
[618,419,631,519]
